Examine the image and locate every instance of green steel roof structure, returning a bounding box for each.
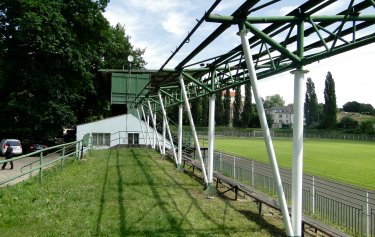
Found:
[114,0,375,108]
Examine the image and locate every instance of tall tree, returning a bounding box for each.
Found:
[233,86,242,127]
[263,94,285,109]
[0,0,144,142]
[223,89,231,127]
[323,71,337,129]
[191,97,202,125]
[304,78,318,128]
[215,92,224,126]
[241,83,252,127]
[200,95,209,126]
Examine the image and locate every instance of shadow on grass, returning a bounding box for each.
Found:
[95,148,285,236]
[95,149,112,236]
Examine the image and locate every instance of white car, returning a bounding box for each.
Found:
[1,139,23,156]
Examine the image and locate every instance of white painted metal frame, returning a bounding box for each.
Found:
[147,99,162,152]
[178,104,183,167]
[239,29,293,236]
[207,95,215,185]
[291,69,308,237]
[158,92,178,165]
[179,75,208,186]
[141,105,151,147]
[136,108,147,146]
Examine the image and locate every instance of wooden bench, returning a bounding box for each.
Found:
[181,155,351,237]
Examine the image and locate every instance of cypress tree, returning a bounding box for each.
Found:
[323,72,337,129]
[241,83,252,127]
[223,89,231,127]
[215,91,224,126]
[304,78,318,128]
[233,86,242,127]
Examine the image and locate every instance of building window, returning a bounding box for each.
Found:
[128,133,139,145]
[92,133,110,146]
[279,114,283,118]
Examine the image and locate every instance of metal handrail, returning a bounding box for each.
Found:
[0,140,83,186]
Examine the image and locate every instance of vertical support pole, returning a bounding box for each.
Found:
[158,93,178,165]
[207,95,215,184]
[206,94,216,194]
[239,26,293,236]
[137,108,147,146]
[162,113,166,156]
[141,105,151,147]
[291,69,308,237]
[251,160,255,187]
[147,100,162,152]
[312,176,315,214]
[39,152,43,182]
[178,104,183,167]
[367,192,370,237]
[179,75,208,186]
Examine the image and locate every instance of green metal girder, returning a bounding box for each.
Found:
[126,0,375,111]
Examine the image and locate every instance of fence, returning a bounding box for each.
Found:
[0,140,84,186]
[210,151,375,236]
[196,130,375,142]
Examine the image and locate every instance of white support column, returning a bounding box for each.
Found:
[179,75,208,186]
[239,29,293,236]
[162,114,166,156]
[141,105,151,147]
[158,93,178,166]
[147,100,162,152]
[136,108,147,146]
[291,69,308,237]
[178,104,183,167]
[207,94,215,186]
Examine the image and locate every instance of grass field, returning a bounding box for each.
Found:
[0,148,285,236]
[214,137,375,190]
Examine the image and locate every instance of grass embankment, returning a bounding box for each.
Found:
[215,137,375,190]
[0,148,285,237]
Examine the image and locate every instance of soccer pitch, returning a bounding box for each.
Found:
[214,137,375,190]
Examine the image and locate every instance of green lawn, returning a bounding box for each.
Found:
[215,137,375,190]
[0,148,285,237]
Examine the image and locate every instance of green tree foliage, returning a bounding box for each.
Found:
[338,116,359,130]
[241,83,252,128]
[233,86,242,127]
[360,120,374,134]
[343,101,375,115]
[263,94,285,109]
[191,97,202,125]
[215,92,224,126]
[222,89,231,127]
[200,95,209,126]
[0,0,145,143]
[304,78,319,128]
[323,72,337,129]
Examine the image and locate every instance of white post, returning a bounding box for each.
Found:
[178,104,183,166]
[136,108,147,146]
[291,69,308,237]
[179,75,208,186]
[312,176,315,214]
[239,28,293,236]
[141,105,151,147]
[162,114,166,156]
[367,192,370,237]
[147,100,162,152]
[158,93,178,165]
[207,95,215,185]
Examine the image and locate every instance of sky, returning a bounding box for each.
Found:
[103,0,375,107]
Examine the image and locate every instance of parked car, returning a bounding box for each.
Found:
[27,142,48,153]
[0,139,23,156]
